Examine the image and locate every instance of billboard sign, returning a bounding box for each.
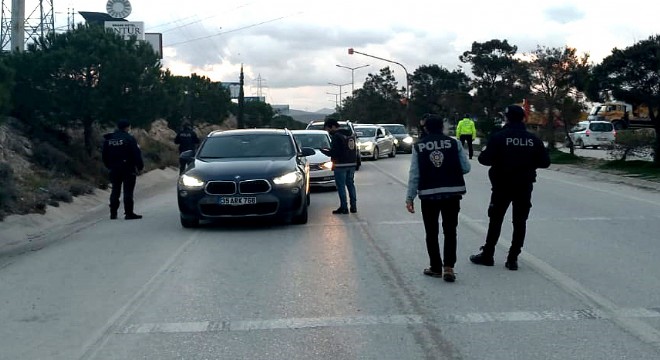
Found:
[104,21,145,40]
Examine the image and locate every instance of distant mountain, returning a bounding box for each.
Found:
[314,108,335,115]
[285,109,329,124]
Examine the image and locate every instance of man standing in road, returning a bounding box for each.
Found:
[456,113,477,159]
[102,119,144,220]
[321,119,358,214]
[406,114,471,282]
[174,122,200,174]
[469,105,550,270]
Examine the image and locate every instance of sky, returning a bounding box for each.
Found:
[47,0,660,111]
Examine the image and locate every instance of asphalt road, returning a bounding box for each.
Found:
[1,155,660,360]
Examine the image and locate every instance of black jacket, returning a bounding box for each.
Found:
[321,129,357,169]
[174,129,200,153]
[102,130,144,173]
[478,122,550,188]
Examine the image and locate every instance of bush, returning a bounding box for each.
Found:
[0,162,17,219]
[608,129,656,161]
[32,141,72,172]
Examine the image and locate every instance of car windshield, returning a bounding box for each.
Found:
[197,134,294,158]
[589,123,613,132]
[355,128,376,138]
[382,125,406,134]
[307,122,352,134]
[293,133,330,149]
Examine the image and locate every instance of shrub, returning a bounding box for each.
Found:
[0,162,17,218]
[69,182,94,196]
[32,141,72,172]
[608,129,656,161]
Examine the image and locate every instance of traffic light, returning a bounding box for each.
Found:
[348,48,354,55]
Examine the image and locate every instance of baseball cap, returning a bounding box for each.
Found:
[504,105,525,122]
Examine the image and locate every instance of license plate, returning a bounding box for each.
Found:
[219,197,256,205]
[597,137,607,141]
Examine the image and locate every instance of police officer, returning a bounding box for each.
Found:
[406,114,471,282]
[469,105,551,270]
[456,113,477,159]
[174,122,200,174]
[321,119,358,214]
[102,119,144,220]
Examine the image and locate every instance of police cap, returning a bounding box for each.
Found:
[117,119,131,129]
[504,105,525,123]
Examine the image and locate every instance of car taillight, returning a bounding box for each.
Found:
[613,130,617,137]
[585,129,591,136]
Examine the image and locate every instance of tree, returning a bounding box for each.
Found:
[460,39,531,137]
[0,57,14,120]
[409,64,472,127]
[11,24,163,154]
[527,46,590,151]
[243,101,274,128]
[341,67,404,124]
[589,35,660,166]
[162,72,232,130]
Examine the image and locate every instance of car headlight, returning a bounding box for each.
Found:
[403,136,413,144]
[321,161,333,170]
[273,171,302,185]
[360,142,374,150]
[179,174,205,189]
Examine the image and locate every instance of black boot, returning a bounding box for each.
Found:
[469,247,494,266]
[505,255,519,270]
[110,204,119,220]
[124,200,142,220]
[125,213,143,220]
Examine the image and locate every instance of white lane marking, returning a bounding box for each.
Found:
[117,308,660,334]
[78,233,201,360]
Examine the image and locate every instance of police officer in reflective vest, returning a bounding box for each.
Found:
[456,113,477,159]
[469,105,550,270]
[102,119,144,220]
[174,122,200,174]
[406,114,471,282]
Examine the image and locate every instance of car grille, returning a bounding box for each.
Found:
[200,202,278,216]
[206,181,236,195]
[205,179,272,195]
[239,179,271,194]
[310,164,324,171]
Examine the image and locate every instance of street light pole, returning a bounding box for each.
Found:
[336,64,369,94]
[348,48,412,130]
[328,82,351,109]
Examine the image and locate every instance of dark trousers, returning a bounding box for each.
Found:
[482,184,533,259]
[109,170,137,215]
[459,135,473,159]
[421,197,460,270]
[179,158,188,175]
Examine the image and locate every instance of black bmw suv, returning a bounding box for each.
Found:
[177,129,315,228]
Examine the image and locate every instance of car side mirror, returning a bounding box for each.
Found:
[376,134,384,139]
[300,147,316,157]
[180,149,195,163]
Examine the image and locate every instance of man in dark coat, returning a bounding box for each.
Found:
[102,119,144,220]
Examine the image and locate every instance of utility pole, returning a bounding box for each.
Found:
[328,82,351,109]
[2,0,55,52]
[336,64,369,95]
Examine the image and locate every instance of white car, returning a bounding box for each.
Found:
[568,121,616,149]
[291,130,335,188]
[354,124,397,160]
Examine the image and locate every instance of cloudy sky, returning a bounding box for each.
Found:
[53,0,659,111]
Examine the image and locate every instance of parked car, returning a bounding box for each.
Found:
[380,123,414,153]
[354,124,396,160]
[177,129,315,228]
[568,121,616,149]
[306,120,361,170]
[291,130,335,189]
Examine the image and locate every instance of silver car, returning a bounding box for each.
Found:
[354,124,397,160]
[291,130,335,188]
[568,121,616,149]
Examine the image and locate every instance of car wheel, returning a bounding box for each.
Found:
[292,200,308,224]
[388,145,396,158]
[372,147,379,161]
[180,215,199,228]
[307,193,311,206]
